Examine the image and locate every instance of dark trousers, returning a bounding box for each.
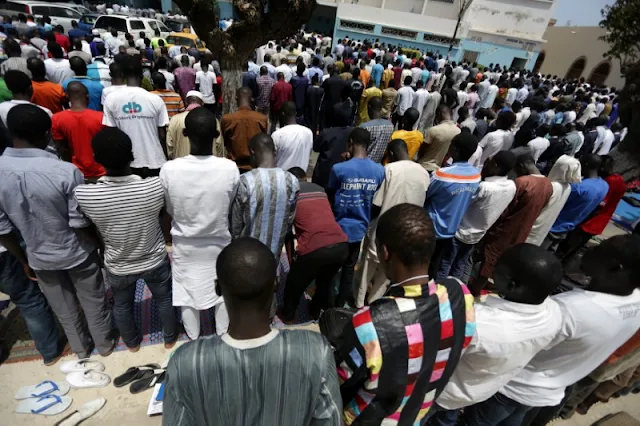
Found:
[106,256,178,347]
[462,392,533,426]
[521,385,575,426]
[426,404,459,426]
[203,102,217,116]
[555,228,593,264]
[131,167,161,179]
[436,237,475,282]
[0,252,61,362]
[337,242,361,308]
[282,242,349,320]
[430,237,453,282]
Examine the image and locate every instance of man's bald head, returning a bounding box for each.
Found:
[66,81,89,107]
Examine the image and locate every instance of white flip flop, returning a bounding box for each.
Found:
[15,380,70,400]
[53,397,106,426]
[66,370,111,389]
[16,394,73,416]
[60,358,105,374]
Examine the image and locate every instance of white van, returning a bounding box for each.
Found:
[93,15,171,40]
[0,0,89,33]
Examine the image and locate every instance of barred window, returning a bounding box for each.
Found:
[339,20,375,33]
[423,33,460,47]
[380,26,418,40]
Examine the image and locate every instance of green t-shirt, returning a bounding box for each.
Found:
[0,78,12,102]
[151,37,167,49]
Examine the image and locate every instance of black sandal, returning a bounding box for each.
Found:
[130,370,166,394]
[113,364,161,388]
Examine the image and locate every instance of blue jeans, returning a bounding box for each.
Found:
[426,404,459,426]
[106,256,178,347]
[437,238,475,282]
[462,392,533,426]
[0,252,60,362]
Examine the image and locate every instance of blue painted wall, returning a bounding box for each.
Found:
[333,26,460,58]
[456,39,539,70]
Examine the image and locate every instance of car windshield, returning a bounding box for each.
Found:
[82,15,97,24]
[166,35,195,48]
[165,21,184,32]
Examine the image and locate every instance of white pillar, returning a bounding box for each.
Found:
[421,0,429,15]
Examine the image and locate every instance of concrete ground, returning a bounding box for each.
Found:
[1,330,639,425]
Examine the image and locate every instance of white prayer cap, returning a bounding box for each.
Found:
[92,29,100,35]
[186,90,203,100]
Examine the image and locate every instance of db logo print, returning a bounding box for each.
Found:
[122,102,142,114]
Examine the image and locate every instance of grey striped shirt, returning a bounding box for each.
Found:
[163,329,342,426]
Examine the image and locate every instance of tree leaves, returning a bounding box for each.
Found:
[599,0,640,69]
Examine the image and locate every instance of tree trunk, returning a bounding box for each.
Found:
[220,58,243,114]
[612,61,640,181]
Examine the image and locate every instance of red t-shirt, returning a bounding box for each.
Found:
[294,181,347,256]
[54,33,71,52]
[51,109,106,178]
[581,174,626,235]
[270,80,292,113]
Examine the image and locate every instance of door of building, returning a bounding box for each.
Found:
[511,57,527,70]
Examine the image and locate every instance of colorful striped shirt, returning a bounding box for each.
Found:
[424,162,481,239]
[334,278,475,425]
[151,89,185,118]
[230,167,299,257]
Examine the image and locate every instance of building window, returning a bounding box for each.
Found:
[381,26,418,40]
[588,60,612,86]
[339,20,375,33]
[423,33,460,47]
[565,56,587,80]
[463,50,479,63]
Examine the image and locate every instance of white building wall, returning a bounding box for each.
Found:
[463,0,557,42]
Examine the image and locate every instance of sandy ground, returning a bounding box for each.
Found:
[1,331,639,426]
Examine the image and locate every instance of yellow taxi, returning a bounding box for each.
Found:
[166,32,207,53]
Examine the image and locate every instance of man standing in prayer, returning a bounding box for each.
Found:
[327,128,385,308]
[354,139,430,307]
[0,104,114,359]
[160,108,240,339]
[472,154,553,296]
[231,133,299,258]
[417,105,460,171]
[325,203,475,425]
[221,87,268,172]
[360,97,393,163]
[272,101,313,172]
[74,128,179,351]
[164,238,342,426]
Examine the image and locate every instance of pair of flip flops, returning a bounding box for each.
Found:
[53,398,107,426]
[15,381,72,416]
[114,364,166,394]
[61,359,111,389]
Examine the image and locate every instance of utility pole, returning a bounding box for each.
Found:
[448,0,474,56]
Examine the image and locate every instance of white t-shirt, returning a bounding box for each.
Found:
[273,124,313,171]
[101,84,127,105]
[437,295,563,410]
[44,58,74,84]
[475,129,509,167]
[373,160,430,215]
[195,70,217,104]
[501,288,640,407]
[528,136,550,163]
[159,69,175,92]
[506,88,517,106]
[193,62,214,73]
[455,176,516,245]
[102,86,170,169]
[0,100,52,127]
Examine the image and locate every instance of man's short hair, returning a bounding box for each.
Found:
[4,70,31,94]
[376,203,436,267]
[7,104,51,143]
[92,128,134,169]
[349,127,371,148]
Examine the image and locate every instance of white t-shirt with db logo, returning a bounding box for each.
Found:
[103,86,170,169]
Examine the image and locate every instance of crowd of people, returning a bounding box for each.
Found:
[0,19,638,426]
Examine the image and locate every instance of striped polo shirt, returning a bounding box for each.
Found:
[151,89,185,118]
[424,162,482,239]
[73,175,167,275]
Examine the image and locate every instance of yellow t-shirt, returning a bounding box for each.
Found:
[391,130,424,160]
[358,87,382,125]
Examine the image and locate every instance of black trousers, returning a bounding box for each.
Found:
[555,228,593,264]
[337,242,361,308]
[282,242,349,320]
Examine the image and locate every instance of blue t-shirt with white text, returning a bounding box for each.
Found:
[328,158,385,243]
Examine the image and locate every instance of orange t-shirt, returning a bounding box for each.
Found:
[31,80,66,114]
